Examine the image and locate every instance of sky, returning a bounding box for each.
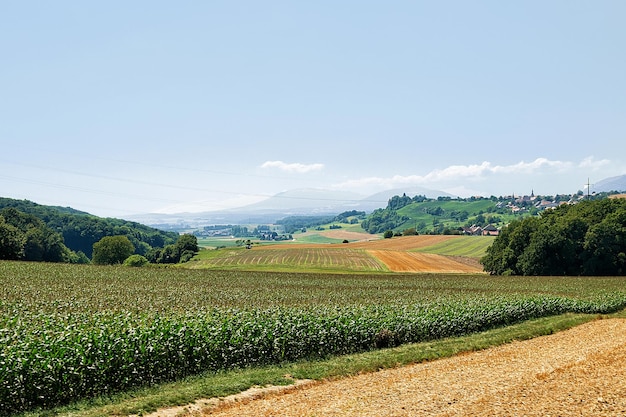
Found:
[1,1,625,218]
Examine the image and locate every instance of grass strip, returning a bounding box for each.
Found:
[18,311,621,417]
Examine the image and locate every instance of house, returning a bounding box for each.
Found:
[482,224,499,236]
[460,225,483,236]
[535,200,559,210]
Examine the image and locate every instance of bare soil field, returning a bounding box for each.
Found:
[367,250,483,273]
[166,318,626,417]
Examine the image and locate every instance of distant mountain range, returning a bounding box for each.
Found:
[126,177,626,229]
[125,186,455,228]
[594,174,626,194]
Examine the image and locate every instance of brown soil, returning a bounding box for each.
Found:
[367,250,483,273]
[150,318,626,417]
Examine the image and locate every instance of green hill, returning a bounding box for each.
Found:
[362,196,529,234]
[0,197,178,259]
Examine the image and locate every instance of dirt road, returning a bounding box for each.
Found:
[194,318,626,416]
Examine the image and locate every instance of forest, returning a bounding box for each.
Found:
[481,197,626,276]
[0,198,178,262]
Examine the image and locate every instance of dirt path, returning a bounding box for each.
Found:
[188,318,626,417]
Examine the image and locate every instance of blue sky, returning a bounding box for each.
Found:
[1,1,625,218]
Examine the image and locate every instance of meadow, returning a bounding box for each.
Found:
[2,260,626,415]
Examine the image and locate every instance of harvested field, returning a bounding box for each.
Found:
[184,318,626,417]
[367,250,483,273]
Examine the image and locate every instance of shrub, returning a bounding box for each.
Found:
[124,254,149,267]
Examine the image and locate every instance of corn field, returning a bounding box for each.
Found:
[1,261,626,414]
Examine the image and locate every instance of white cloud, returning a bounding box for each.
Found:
[260,160,325,173]
[578,156,610,170]
[332,157,597,192]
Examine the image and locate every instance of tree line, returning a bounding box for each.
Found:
[0,207,85,262]
[92,234,198,266]
[481,198,626,276]
[0,198,187,265]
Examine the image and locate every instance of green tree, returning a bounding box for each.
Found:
[482,198,626,276]
[0,207,71,262]
[383,230,394,239]
[481,217,540,275]
[92,235,135,265]
[582,211,626,275]
[0,218,24,260]
[157,244,179,264]
[175,234,198,254]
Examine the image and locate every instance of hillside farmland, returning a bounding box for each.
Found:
[192,235,490,273]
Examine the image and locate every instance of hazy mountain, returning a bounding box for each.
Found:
[124,186,453,228]
[594,174,626,193]
[229,188,369,213]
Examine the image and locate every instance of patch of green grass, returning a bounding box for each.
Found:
[415,236,495,258]
[196,237,245,248]
[291,234,344,244]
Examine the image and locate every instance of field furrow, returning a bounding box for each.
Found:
[368,250,484,273]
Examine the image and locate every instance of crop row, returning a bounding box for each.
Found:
[3,294,626,414]
[2,261,626,414]
[204,248,387,272]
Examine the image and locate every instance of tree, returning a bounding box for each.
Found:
[92,235,135,265]
[402,227,418,236]
[0,208,72,262]
[582,211,626,275]
[383,230,394,239]
[0,218,24,260]
[481,198,626,276]
[175,234,198,254]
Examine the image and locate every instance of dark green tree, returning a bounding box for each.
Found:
[482,198,626,276]
[0,218,24,260]
[0,207,71,262]
[92,235,135,265]
[175,234,198,254]
[582,211,626,275]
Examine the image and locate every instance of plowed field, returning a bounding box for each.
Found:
[368,250,482,273]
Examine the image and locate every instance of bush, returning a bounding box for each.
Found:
[123,254,149,267]
[383,230,394,239]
